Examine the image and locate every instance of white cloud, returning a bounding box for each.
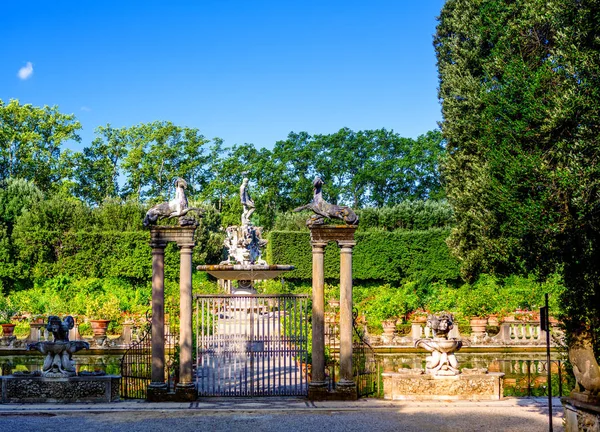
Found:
[17,62,34,80]
[80,106,92,112]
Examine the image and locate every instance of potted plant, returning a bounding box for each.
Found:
[457,282,499,336]
[0,297,18,337]
[410,309,428,323]
[86,295,121,337]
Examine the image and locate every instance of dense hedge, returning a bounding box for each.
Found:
[266,229,460,283]
[10,230,185,282]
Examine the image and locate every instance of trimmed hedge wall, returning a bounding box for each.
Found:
[266,229,460,283]
[12,230,184,281]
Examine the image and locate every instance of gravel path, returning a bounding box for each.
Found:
[0,397,564,432]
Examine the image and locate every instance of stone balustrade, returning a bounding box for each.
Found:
[363,319,562,347]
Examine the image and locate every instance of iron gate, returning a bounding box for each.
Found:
[195,294,309,396]
[120,318,179,399]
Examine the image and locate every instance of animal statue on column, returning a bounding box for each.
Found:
[143,178,203,227]
[293,177,359,226]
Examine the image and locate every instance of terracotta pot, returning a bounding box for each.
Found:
[382,319,397,336]
[1,323,16,337]
[412,316,427,324]
[89,319,111,337]
[469,318,488,336]
[487,315,499,326]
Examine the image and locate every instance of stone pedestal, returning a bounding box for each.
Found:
[563,394,600,432]
[149,225,196,402]
[308,225,358,401]
[382,371,505,401]
[1,375,120,403]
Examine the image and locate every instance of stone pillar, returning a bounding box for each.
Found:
[148,240,167,398]
[176,243,196,400]
[338,240,356,392]
[309,241,328,392]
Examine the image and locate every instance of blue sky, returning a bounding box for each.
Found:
[2,0,445,152]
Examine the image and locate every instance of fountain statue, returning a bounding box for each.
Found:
[382,312,504,400]
[198,177,293,293]
[415,313,462,376]
[27,315,90,378]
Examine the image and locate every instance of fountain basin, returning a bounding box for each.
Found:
[196,264,294,281]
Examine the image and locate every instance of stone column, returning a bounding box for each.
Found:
[309,241,328,390]
[148,240,167,396]
[176,243,196,400]
[338,240,357,393]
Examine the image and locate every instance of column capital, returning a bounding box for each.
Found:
[310,241,328,251]
[150,240,167,250]
[177,242,195,251]
[337,240,356,250]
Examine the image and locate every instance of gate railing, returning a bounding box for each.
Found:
[120,315,179,399]
[499,359,573,397]
[325,309,381,397]
[195,294,309,397]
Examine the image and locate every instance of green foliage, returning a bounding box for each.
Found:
[436,0,600,352]
[0,99,81,192]
[0,296,18,324]
[355,283,421,324]
[267,229,461,283]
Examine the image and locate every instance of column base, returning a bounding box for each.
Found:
[146,382,168,402]
[175,382,197,401]
[334,380,358,400]
[308,381,328,400]
[308,380,358,401]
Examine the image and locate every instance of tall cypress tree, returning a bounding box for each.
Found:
[435,0,600,356]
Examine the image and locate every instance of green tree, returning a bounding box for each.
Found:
[0,99,81,192]
[436,0,600,352]
[0,178,44,287]
[71,125,130,205]
[120,121,211,201]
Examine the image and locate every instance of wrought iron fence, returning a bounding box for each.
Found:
[324,309,381,398]
[120,316,179,399]
[500,359,572,397]
[195,294,309,397]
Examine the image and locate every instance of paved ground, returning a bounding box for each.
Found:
[0,397,564,432]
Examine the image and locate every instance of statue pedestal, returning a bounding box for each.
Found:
[0,375,120,403]
[382,372,504,401]
[563,396,600,432]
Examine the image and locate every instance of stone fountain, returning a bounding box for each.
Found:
[382,312,504,401]
[197,177,293,292]
[27,315,90,378]
[0,315,120,402]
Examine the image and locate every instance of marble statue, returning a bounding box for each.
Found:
[240,177,255,225]
[221,177,267,265]
[143,178,203,227]
[415,313,463,376]
[293,177,359,226]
